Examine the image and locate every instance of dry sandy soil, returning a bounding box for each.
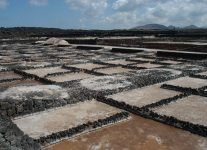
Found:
[108,85,181,107]
[47,72,94,82]
[13,100,121,139]
[95,67,133,75]
[153,95,207,126]
[164,77,207,89]
[47,115,207,150]
[25,67,69,77]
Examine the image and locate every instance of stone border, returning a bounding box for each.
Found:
[0,98,67,118]
[133,55,156,59]
[5,64,187,118]
[0,116,41,150]
[161,84,207,97]
[0,69,11,72]
[35,111,130,146]
[0,78,25,84]
[142,93,190,109]
[62,65,105,76]
[126,58,151,64]
[96,95,207,137]
[85,68,183,97]
[156,51,207,60]
[13,69,55,84]
[94,60,146,71]
[196,61,207,68]
[111,48,143,53]
[190,74,207,80]
[76,46,103,50]
[0,69,101,117]
[0,86,97,118]
[16,64,61,71]
[44,70,74,78]
[151,61,174,66]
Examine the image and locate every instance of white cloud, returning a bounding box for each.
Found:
[108,0,207,28]
[0,0,8,9]
[112,0,145,11]
[65,0,108,17]
[1,0,206,29]
[29,0,48,6]
[103,12,138,28]
[113,0,128,9]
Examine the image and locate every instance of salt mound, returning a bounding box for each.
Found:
[45,37,70,46]
[80,75,131,91]
[35,38,70,46]
[0,85,69,100]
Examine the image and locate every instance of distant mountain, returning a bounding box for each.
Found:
[167,25,177,30]
[133,24,169,30]
[183,25,199,29]
[132,24,202,30]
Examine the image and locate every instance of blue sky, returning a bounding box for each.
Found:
[0,0,207,29]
